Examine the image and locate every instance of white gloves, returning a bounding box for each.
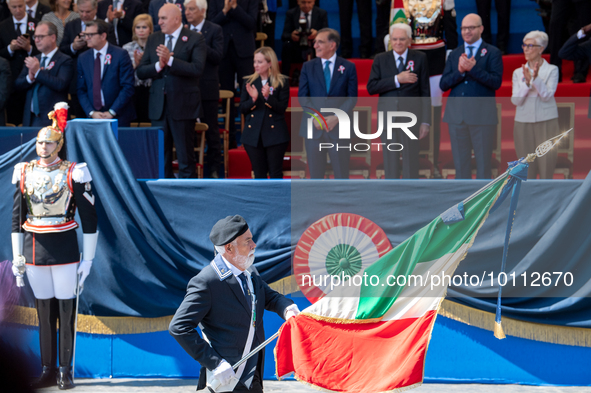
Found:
[284,304,300,320]
[11,233,25,287]
[212,360,237,386]
[78,260,93,287]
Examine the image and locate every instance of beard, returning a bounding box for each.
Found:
[235,250,255,271]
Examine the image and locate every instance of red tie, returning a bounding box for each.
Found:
[93,52,102,110]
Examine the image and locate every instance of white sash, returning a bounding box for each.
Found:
[207,272,257,392]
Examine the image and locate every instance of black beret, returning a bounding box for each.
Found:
[209,215,249,246]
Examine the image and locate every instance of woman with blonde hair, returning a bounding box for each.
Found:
[123,14,153,123]
[42,0,80,45]
[240,47,290,179]
[511,30,559,179]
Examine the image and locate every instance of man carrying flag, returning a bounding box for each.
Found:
[169,215,299,392]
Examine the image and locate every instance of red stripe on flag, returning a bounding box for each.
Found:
[276,311,437,393]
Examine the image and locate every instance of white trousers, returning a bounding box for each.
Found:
[25,264,78,300]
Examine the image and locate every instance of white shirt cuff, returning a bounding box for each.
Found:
[578,29,586,39]
[155,62,162,72]
[394,75,400,88]
[168,56,174,67]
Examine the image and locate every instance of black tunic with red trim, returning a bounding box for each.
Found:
[12,159,97,266]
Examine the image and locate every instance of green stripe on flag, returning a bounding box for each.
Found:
[355,177,508,320]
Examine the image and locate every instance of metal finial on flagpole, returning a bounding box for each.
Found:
[461,128,573,206]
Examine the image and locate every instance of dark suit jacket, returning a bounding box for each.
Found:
[439,41,502,125]
[32,2,51,20]
[169,254,293,389]
[136,27,206,121]
[559,33,591,118]
[0,16,38,82]
[0,56,10,125]
[15,50,73,126]
[77,43,136,125]
[208,0,258,58]
[60,18,117,95]
[149,0,185,32]
[197,20,223,101]
[367,49,431,125]
[240,77,290,147]
[97,0,143,46]
[281,6,328,42]
[298,56,358,139]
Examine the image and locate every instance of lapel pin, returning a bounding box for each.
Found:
[182,36,188,42]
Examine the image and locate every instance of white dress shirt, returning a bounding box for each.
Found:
[190,19,205,33]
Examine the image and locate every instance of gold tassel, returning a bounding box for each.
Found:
[494,321,506,339]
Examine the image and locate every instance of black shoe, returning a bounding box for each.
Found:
[31,366,57,389]
[572,73,586,83]
[57,366,75,390]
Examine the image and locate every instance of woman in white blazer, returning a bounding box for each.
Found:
[511,30,559,179]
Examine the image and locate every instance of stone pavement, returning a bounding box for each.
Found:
[36,380,591,393]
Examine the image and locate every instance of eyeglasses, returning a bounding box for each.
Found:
[460,25,481,32]
[80,32,99,39]
[522,44,542,50]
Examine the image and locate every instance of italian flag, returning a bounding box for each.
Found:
[390,0,409,26]
[276,176,508,392]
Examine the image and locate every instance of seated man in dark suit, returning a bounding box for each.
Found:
[440,13,502,179]
[25,0,50,20]
[298,28,358,179]
[0,57,10,126]
[149,0,185,31]
[15,21,73,126]
[77,20,136,126]
[0,0,38,125]
[169,215,298,392]
[185,0,223,178]
[367,23,431,179]
[281,0,328,80]
[137,3,206,178]
[60,0,117,118]
[559,22,591,118]
[97,0,143,46]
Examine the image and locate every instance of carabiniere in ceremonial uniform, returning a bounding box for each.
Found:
[10,102,98,390]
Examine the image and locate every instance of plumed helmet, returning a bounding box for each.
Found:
[36,102,69,153]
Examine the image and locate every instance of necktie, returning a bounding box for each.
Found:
[15,22,21,35]
[467,45,474,58]
[324,60,331,94]
[166,35,173,52]
[192,27,198,32]
[397,56,405,73]
[304,12,310,30]
[27,9,33,18]
[237,273,252,313]
[32,56,47,116]
[93,52,102,110]
[113,0,120,45]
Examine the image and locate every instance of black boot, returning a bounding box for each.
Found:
[31,298,59,389]
[57,299,77,389]
[57,366,75,390]
[31,365,57,389]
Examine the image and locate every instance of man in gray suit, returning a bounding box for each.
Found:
[169,215,298,393]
